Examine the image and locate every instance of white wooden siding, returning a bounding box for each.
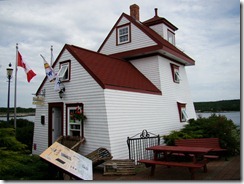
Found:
[102,55,196,159]
[149,24,176,44]
[130,56,161,90]
[32,104,49,155]
[150,24,164,38]
[158,56,196,120]
[32,49,111,156]
[99,16,157,55]
[33,50,196,161]
[103,89,184,159]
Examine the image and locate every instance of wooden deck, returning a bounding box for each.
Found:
[93,155,240,180]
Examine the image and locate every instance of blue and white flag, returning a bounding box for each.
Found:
[54,77,61,91]
[41,54,56,82]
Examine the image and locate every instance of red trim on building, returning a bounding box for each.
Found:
[48,102,64,146]
[170,63,180,83]
[35,44,161,96]
[98,13,195,66]
[116,23,132,46]
[66,103,85,138]
[67,44,161,95]
[59,60,71,82]
[177,102,186,122]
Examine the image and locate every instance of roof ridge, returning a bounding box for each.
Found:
[67,44,128,62]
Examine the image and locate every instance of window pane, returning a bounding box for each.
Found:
[182,108,188,121]
[175,70,181,82]
[168,31,175,45]
[120,35,128,42]
[57,65,68,79]
[119,27,128,35]
[118,25,130,44]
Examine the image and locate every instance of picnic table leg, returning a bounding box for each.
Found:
[203,164,207,173]
[150,165,156,176]
[188,168,195,180]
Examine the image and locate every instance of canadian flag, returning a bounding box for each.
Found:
[17,51,36,82]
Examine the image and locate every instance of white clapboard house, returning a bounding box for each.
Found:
[32,4,196,158]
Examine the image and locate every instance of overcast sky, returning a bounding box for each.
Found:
[0,0,241,108]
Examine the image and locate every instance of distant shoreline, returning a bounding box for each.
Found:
[195,110,240,113]
[0,113,35,117]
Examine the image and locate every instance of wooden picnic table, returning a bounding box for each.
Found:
[146,145,213,163]
[139,145,213,179]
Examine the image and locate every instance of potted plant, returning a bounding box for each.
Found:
[71,105,87,122]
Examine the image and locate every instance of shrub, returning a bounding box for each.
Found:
[0,125,59,180]
[0,119,34,152]
[162,114,240,155]
[0,150,58,180]
[0,128,27,152]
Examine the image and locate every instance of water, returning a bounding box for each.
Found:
[196,111,240,126]
[0,112,240,126]
[0,115,35,122]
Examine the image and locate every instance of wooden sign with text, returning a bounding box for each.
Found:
[40,142,93,180]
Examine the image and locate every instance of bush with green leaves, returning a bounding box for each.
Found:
[0,128,27,152]
[0,126,59,180]
[0,149,57,180]
[0,119,34,152]
[162,114,240,155]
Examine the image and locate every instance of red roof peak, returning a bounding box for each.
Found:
[142,8,178,31]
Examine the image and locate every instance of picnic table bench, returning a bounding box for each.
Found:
[138,159,206,179]
[139,145,212,180]
[175,138,228,160]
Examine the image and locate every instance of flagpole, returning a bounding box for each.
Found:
[50,45,53,66]
[14,43,18,131]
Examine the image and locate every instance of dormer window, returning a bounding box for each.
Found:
[117,23,131,45]
[170,63,181,83]
[57,60,70,82]
[167,29,175,45]
[177,102,188,122]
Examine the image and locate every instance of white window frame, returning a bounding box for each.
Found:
[177,102,188,122]
[67,107,81,137]
[57,61,70,81]
[170,63,181,83]
[181,107,188,122]
[174,69,181,82]
[117,24,130,45]
[167,29,175,45]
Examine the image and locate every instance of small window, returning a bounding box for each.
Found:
[170,63,181,83]
[117,24,131,45]
[57,61,70,81]
[67,103,85,137]
[177,102,188,122]
[167,29,175,45]
[181,108,188,122]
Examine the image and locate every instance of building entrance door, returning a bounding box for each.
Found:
[48,102,63,146]
[52,107,62,143]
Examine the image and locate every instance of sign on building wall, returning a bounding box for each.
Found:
[32,96,45,105]
[40,142,93,180]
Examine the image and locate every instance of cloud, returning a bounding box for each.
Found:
[0,0,240,107]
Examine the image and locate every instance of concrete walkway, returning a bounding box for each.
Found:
[93,155,240,181]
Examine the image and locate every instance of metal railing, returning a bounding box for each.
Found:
[127,129,160,164]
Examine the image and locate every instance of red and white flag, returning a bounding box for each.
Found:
[17,51,36,82]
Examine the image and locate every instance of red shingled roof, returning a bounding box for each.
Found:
[65,44,161,95]
[36,44,161,96]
